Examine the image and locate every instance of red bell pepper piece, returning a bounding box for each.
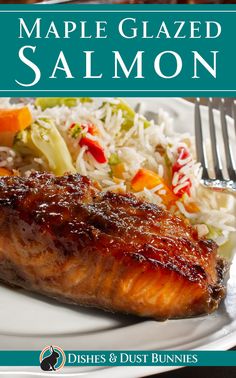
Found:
[172,146,190,172]
[172,146,192,197]
[79,137,107,164]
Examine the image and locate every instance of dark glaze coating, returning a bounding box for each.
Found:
[0,172,226,319]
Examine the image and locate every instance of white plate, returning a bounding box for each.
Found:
[0,98,235,378]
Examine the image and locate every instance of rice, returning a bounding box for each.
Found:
[0,147,16,167]
[0,97,235,246]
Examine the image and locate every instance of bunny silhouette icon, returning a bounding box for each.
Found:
[40,346,63,371]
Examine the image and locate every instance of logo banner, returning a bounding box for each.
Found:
[0,4,235,96]
[0,350,236,367]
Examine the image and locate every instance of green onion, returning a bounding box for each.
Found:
[108,153,121,166]
[70,123,82,139]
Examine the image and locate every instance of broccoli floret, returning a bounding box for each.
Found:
[14,118,76,176]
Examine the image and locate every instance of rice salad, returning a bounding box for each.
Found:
[0,97,235,246]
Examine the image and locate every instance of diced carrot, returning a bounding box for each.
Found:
[0,131,15,147]
[113,177,123,184]
[93,180,102,190]
[131,168,178,209]
[131,168,161,192]
[182,201,200,213]
[0,167,16,176]
[111,163,125,179]
[87,123,100,136]
[0,107,33,133]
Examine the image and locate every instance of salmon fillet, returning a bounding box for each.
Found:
[0,172,226,319]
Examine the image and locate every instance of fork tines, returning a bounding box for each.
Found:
[195,98,236,188]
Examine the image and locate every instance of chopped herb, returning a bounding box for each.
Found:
[69,123,82,139]
[108,153,121,166]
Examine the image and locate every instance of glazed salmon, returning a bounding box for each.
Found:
[0,172,226,319]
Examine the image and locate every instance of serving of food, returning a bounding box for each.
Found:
[0,97,235,378]
[0,97,235,323]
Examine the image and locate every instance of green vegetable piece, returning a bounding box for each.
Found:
[70,123,82,139]
[35,98,92,111]
[207,225,223,240]
[13,128,35,156]
[79,98,93,103]
[116,99,136,131]
[108,153,121,166]
[35,98,77,110]
[104,99,150,131]
[14,118,76,176]
[143,118,151,129]
[118,99,138,130]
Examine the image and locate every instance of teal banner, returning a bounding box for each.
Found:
[0,350,236,367]
[0,4,235,96]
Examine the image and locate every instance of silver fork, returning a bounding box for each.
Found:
[195,98,236,194]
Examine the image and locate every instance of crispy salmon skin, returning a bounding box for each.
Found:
[0,172,226,319]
